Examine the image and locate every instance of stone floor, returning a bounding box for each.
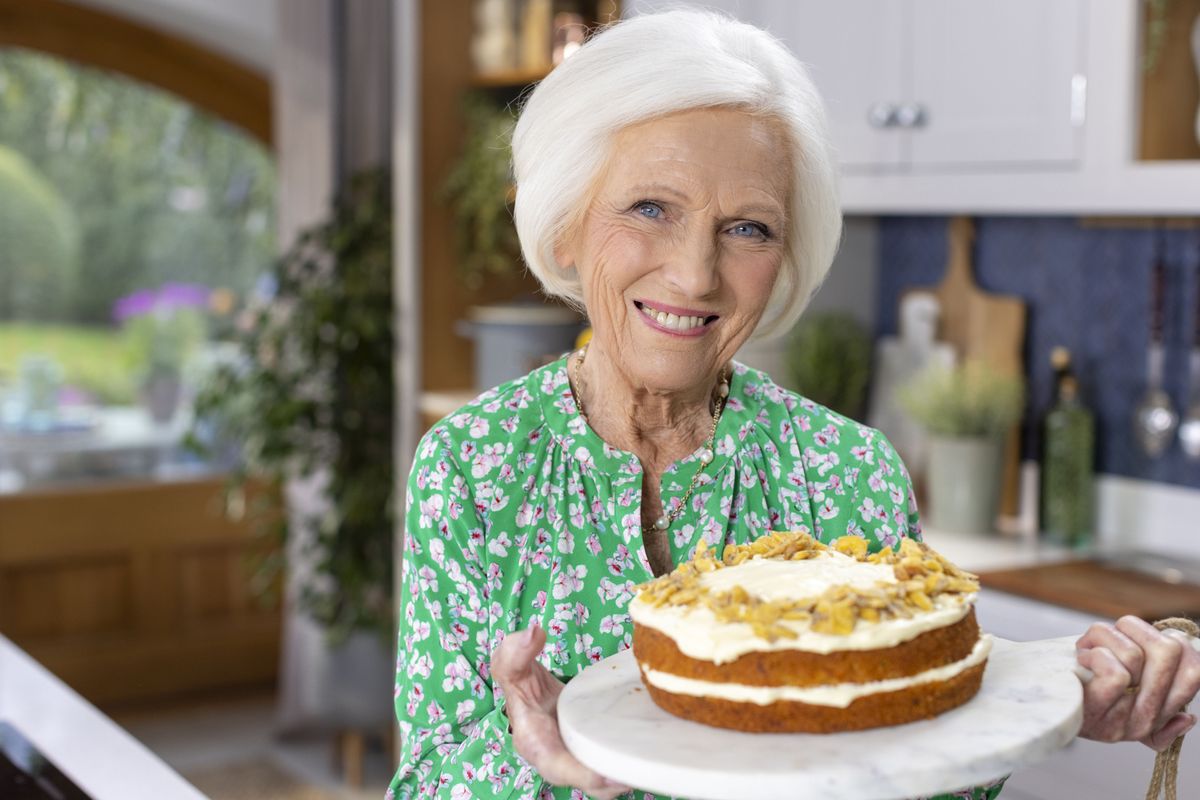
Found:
[112,689,392,800]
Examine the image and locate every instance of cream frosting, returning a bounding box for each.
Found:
[640,634,992,708]
[629,550,973,663]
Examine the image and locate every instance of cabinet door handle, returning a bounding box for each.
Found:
[895,103,927,129]
[867,101,898,128]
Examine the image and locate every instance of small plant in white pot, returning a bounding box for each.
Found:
[899,361,1025,535]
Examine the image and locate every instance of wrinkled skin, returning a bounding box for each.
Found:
[1076,615,1200,749]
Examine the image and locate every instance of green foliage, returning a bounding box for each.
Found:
[0,49,275,324]
[899,361,1026,438]
[442,92,521,288]
[189,170,394,642]
[0,145,81,320]
[122,309,207,378]
[0,323,135,403]
[787,312,872,419]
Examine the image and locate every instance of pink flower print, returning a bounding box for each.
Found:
[877,524,899,550]
[851,445,873,463]
[532,590,547,610]
[716,433,736,456]
[487,531,511,557]
[574,446,595,470]
[573,602,590,625]
[828,474,844,495]
[527,427,542,444]
[818,496,839,519]
[889,483,904,505]
[858,498,878,522]
[418,494,444,529]
[547,618,567,636]
[875,504,889,523]
[797,414,812,432]
[600,613,627,636]
[451,785,472,800]
[411,619,432,642]
[416,565,438,594]
[568,503,585,528]
[459,440,477,463]
[867,469,885,492]
[427,701,446,723]
[585,533,602,556]
[673,522,695,549]
[552,564,587,599]
[703,516,724,542]
[500,415,518,434]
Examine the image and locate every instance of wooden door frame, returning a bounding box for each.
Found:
[0,0,272,146]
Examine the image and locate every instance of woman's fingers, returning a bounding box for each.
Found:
[1076,620,1145,686]
[1156,628,1200,728]
[493,624,563,713]
[1114,617,1184,740]
[494,625,632,799]
[1076,646,1134,742]
[1141,711,1198,752]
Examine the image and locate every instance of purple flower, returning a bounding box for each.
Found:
[112,289,157,322]
[112,283,212,322]
[157,282,211,311]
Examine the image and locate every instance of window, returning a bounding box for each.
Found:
[0,49,275,491]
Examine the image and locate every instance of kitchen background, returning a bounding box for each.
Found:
[0,1,1199,799]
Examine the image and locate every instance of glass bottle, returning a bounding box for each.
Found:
[1040,347,1095,547]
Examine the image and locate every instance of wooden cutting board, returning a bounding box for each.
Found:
[977,561,1200,622]
[903,217,1027,516]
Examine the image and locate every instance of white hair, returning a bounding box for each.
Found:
[511,7,843,339]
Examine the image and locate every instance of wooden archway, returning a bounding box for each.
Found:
[0,0,272,146]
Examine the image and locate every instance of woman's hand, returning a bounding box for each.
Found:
[1075,616,1200,751]
[492,623,632,800]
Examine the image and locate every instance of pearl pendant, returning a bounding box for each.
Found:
[699,448,714,464]
[654,516,669,530]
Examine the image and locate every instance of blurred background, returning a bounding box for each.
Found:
[1,1,1199,799]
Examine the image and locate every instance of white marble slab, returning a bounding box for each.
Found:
[0,635,205,800]
[558,637,1082,800]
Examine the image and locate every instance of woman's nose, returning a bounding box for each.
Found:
[660,229,720,298]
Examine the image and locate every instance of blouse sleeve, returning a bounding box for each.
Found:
[387,428,536,800]
[835,426,923,552]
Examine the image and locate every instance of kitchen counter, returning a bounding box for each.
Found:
[920,527,1075,573]
[0,635,204,800]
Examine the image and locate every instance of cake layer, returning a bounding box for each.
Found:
[632,610,982,688]
[640,659,989,733]
[640,634,992,707]
[628,546,976,663]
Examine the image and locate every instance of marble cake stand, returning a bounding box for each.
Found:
[558,636,1082,800]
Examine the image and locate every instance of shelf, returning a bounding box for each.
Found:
[470,66,553,89]
[1137,0,1200,161]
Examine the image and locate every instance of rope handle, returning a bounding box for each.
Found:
[1145,617,1199,800]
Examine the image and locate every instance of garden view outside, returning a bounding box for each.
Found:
[0,48,275,490]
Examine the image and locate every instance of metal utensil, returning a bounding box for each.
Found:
[1180,261,1200,459]
[1133,244,1178,457]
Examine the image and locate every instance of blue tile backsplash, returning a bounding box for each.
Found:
[874,217,1200,490]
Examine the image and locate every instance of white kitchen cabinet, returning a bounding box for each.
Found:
[622,1,1200,213]
[628,1,1087,173]
[774,0,1087,173]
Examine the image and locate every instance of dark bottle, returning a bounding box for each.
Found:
[1040,347,1095,547]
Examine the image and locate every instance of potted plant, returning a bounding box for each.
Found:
[899,361,1025,534]
[115,283,209,424]
[442,92,581,389]
[786,312,872,420]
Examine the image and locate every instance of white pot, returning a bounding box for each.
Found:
[925,435,1005,535]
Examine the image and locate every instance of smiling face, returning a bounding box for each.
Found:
[559,107,791,395]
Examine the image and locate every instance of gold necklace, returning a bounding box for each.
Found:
[569,345,730,534]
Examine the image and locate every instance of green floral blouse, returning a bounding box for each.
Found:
[388,356,1006,800]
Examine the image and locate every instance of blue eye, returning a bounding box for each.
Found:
[731,222,769,238]
[635,201,664,219]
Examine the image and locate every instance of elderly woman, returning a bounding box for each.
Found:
[389,10,1200,800]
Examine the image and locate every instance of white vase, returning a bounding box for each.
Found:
[925,435,1005,535]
